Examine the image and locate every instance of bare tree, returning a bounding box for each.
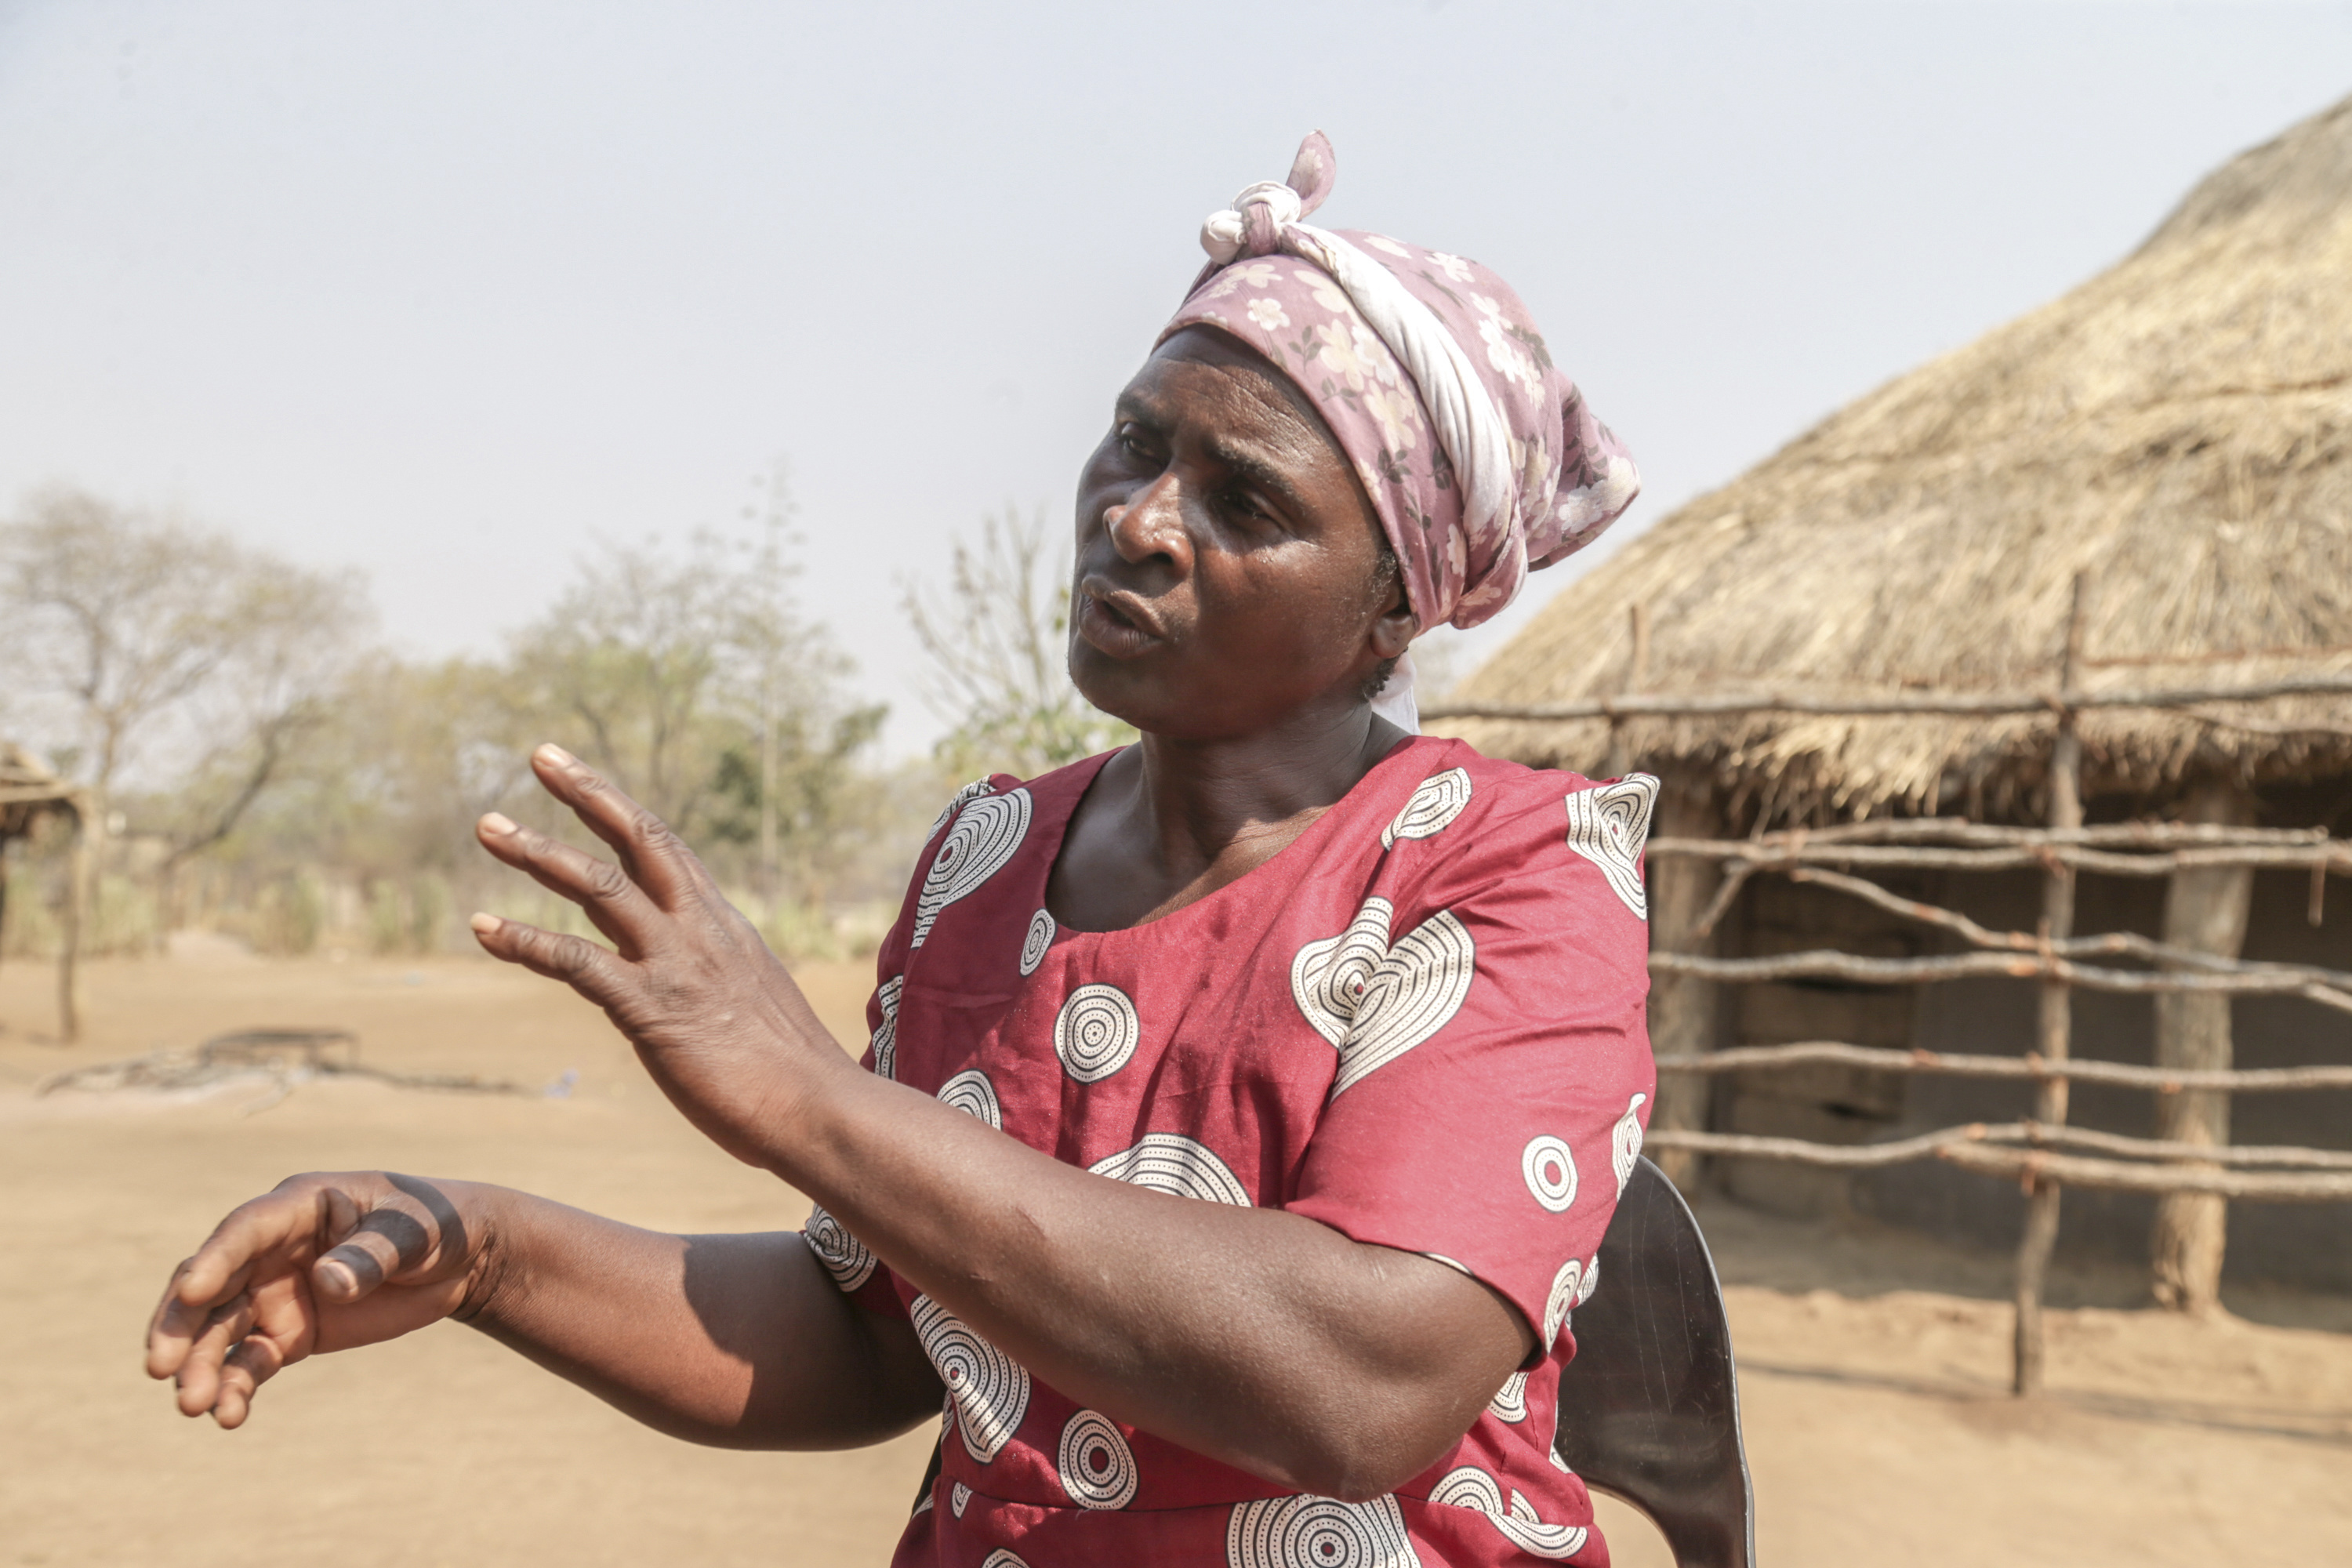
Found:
[0,488,368,896]
[505,535,748,837]
[506,514,882,914]
[902,507,1134,779]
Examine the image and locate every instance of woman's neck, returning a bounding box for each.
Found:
[1045,704,1409,933]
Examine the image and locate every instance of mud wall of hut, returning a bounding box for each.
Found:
[1704,795,2352,1295]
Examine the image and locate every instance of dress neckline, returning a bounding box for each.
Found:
[1035,732,1443,939]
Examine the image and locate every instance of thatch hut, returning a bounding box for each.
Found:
[0,741,88,1039]
[1441,93,2352,1301]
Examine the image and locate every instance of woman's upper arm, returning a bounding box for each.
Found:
[1286,773,1657,1371]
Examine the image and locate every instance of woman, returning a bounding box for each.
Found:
[147,134,1654,1566]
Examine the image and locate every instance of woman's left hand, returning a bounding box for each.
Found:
[470,744,848,1165]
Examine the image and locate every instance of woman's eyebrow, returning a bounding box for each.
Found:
[1112,392,1167,429]
[1198,437,1311,517]
[1112,390,1311,517]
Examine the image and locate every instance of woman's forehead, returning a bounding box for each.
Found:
[1126,328,1341,457]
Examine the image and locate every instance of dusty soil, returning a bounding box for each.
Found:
[2,951,2347,1567]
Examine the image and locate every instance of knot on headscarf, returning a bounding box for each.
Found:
[1163,132,1640,673]
[1198,136,1335,263]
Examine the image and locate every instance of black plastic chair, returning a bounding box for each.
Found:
[1555,1156,1757,1568]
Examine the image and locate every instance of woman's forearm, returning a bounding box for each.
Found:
[766,1064,1527,1498]
[462,753,1523,1494]
[463,1184,942,1450]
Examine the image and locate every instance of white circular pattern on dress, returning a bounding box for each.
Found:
[936,1069,1003,1130]
[1611,1091,1649,1196]
[1429,1465,1588,1560]
[1543,1256,1584,1349]
[950,1482,972,1518]
[911,1294,1031,1465]
[1563,774,1659,920]
[1087,1133,1251,1207]
[869,975,904,1080]
[1019,908,1056,976]
[1486,1368,1528,1424]
[913,787,1034,949]
[802,1203,877,1292]
[981,1553,1031,1568]
[1290,897,1477,1098]
[1520,1134,1578,1214]
[1054,983,1141,1084]
[1290,898,1396,1046]
[1576,1255,1599,1306]
[928,776,995,840]
[1380,767,1473,851]
[1225,1493,1422,1568]
[1056,1409,1140,1509]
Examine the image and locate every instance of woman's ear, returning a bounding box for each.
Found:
[1370,579,1418,662]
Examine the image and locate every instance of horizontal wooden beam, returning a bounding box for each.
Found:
[1690,818,2332,850]
[1653,1040,2352,1092]
[1424,671,2352,722]
[1648,947,2352,1010]
[1646,837,2352,877]
[1641,1127,2352,1199]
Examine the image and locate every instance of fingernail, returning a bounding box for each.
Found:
[535,742,576,768]
[480,811,519,837]
[470,912,502,936]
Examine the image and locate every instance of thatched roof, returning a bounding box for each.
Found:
[0,742,80,841]
[1446,93,2352,824]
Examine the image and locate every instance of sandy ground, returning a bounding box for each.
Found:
[2,950,2347,1567]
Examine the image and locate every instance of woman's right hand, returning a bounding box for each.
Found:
[145,1171,493,1428]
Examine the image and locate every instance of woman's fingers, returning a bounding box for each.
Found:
[312,1185,456,1303]
[473,810,652,955]
[147,1261,221,1381]
[171,1294,257,1417]
[207,1332,289,1429]
[467,912,631,1007]
[527,744,711,910]
[146,1189,310,1378]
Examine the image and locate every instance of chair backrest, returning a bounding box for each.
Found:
[1554,1156,1757,1568]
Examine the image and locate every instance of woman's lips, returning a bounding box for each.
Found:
[1076,586,1163,659]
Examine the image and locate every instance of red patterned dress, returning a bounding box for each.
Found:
[803,735,1657,1567]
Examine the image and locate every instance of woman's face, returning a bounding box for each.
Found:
[1068,326,1415,740]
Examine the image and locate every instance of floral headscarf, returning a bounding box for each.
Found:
[1160,133,1639,670]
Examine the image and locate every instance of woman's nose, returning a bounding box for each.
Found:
[1105,474,1191,572]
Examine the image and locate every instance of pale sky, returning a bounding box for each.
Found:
[3,2,2348,755]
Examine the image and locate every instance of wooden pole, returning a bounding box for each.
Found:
[2014,572,2091,1396]
[2149,779,2257,1313]
[1646,779,1722,1193]
[59,803,89,1044]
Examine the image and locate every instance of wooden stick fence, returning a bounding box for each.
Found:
[1644,816,2350,1392]
[1436,576,2352,1394]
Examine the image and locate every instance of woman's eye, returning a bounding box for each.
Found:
[1114,425,1154,461]
[1221,488,1271,524]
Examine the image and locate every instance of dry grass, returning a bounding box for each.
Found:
[1450,93,2352,822]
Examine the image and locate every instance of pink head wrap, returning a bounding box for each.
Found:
[1160,133,1639,667]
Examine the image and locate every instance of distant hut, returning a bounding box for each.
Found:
[0,742,88,1039]
[1443,94,2352,1302]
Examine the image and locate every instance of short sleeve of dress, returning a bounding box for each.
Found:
[801,775,1017,1320]
[1283,770,1659,1356]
